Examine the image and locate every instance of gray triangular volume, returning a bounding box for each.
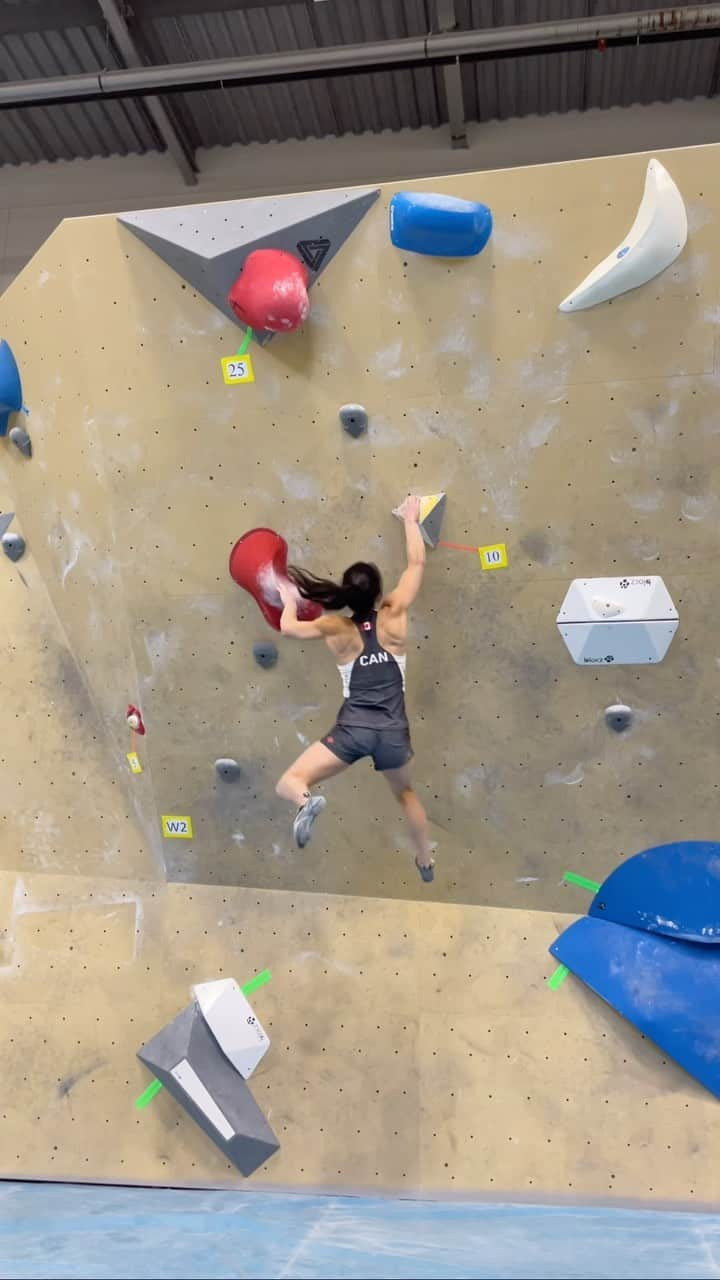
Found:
[138,1001,279,1177]
[0,513,14,540]
[118,187,380,346]
[421,494,446,549]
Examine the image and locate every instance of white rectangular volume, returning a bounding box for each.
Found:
[557,575,678,666]
[193,978,270,1080]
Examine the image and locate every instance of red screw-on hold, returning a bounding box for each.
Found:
[597,37,607,51]
[228,249,310,334]
[126,704,146,735]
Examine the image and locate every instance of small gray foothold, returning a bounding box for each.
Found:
[2,531,25,562]
[253,641,278,669]
[605,704,633,732]
[9,426,31,458]
[339,403,368,438]
[215,758,242,782]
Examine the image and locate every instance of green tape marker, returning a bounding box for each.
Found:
[547,963,570,990]
[563,871,601,894]
[135,1077,163,1109]
[241,968,271,996]
[236,327,254,357]
[134,968,272,1108]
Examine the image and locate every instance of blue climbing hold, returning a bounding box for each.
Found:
[589,840,720,944]
[253,641,278,670]
[0,340,23,437]
[550,915,720,1098]
[389,192,493,258]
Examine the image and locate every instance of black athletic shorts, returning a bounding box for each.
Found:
[322,723,414,772]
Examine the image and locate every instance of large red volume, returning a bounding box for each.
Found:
[228,249,310,334]
[229,527,322,632]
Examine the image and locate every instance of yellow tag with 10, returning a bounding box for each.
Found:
[478,543,508,571]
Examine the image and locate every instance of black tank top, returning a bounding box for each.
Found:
[335,611,408,731]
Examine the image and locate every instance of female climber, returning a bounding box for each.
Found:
[275,496,435,883]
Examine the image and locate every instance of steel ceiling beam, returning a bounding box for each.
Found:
[96,0,197,184]
[0,6,718,107]
[437,0,468,150]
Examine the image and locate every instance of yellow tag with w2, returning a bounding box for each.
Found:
[162,815,194,839]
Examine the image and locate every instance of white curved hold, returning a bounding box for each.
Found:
[591,596,624,619]
[559,159,687,312]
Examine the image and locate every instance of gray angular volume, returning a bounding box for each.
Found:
[138,1002,279,1177]
[118,187,379,345]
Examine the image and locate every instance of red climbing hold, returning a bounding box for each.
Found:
[228,249,310,334]
[229,527,322,632]
[127,705,146,735]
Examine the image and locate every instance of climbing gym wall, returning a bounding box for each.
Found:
[2,142,720,1212]
[8,863,720,1202]
[0,143,719,911]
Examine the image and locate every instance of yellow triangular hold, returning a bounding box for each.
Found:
[419,493,443,522]
[419,492,447,548]
[392,492,447,548]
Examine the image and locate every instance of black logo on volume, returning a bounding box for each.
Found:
[296,238,331,271]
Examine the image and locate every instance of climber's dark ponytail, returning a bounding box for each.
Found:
[287,561,382,615]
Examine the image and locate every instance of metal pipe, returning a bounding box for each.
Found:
[437,0,468,150]
[96,0,197,184]
[432,5,720,56]
[0,6,718,108]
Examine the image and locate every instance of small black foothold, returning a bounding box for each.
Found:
[2,531,25,562]
[339,403,368,438]
[253,641,278,669]
[9,426,31,458]
[605,704,633,732]
[215,758,242,782]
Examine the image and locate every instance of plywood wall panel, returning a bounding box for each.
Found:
[2,868,719,1204]
[0,145,718,907]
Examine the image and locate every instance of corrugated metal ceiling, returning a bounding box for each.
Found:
[0,20,160,163]
[0,0,717,166]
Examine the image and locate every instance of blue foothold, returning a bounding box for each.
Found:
[389,192,493,258]
[253,642,278,670]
